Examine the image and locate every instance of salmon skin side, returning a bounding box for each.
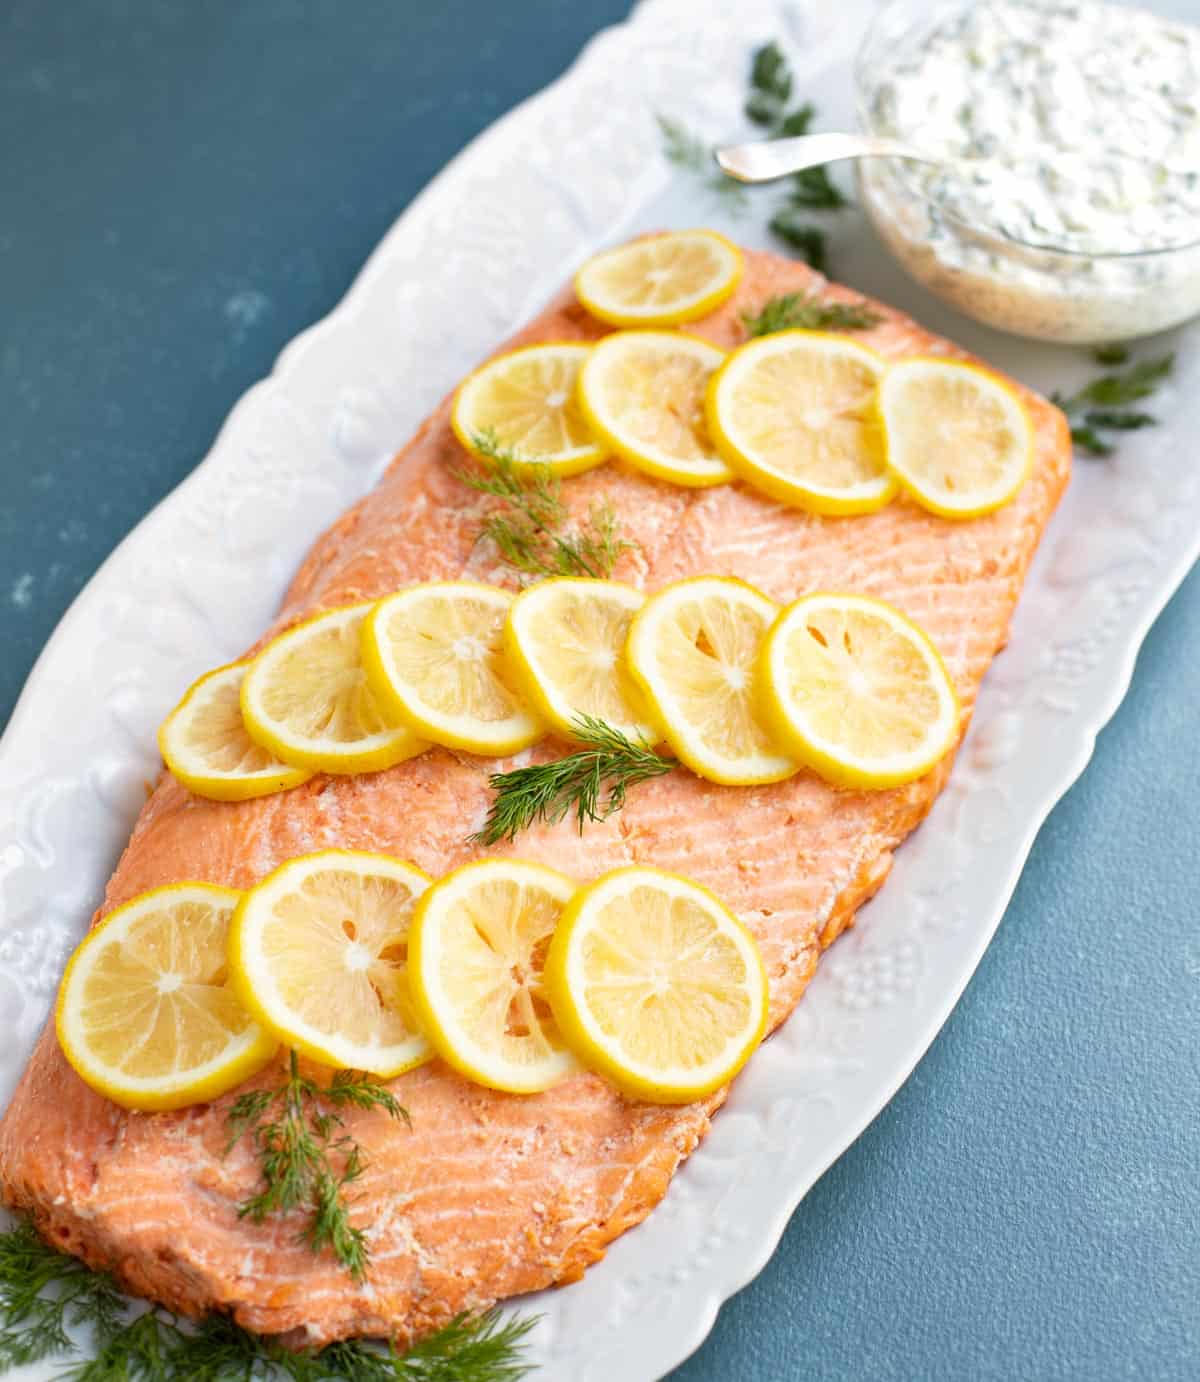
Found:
[0,246,1071,1349]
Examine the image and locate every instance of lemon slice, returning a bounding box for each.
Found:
[758,592,961,789]
[408,859,578,1094]
[576,330,733,488]
[574,230,743,328]
[504,577,658,743]
[362,582,543,757]
[229,849,433,1077]
[878,357,1034,519]
[626,576,795,786]
[451,342,606,477]
[706,331,895,515]
[546,865,767,1103]
[158,662,312,802]
[56,883,277,1111]
[240,604,427,776]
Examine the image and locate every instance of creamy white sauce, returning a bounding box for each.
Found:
[857,0,1200,342]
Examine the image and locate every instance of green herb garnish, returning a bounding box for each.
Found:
[457,430,634,582]
[741,291,881,337]
[470,715,673,846]
[0,1218,538,1380]
[1051,353,1174,457]
[655,114,748,210]
[226,1053,409,1281]
[766,213,828,272]
[745,41,793,127]
[1092,343,1130,366]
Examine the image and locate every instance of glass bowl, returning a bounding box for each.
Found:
[853,0,1200,344]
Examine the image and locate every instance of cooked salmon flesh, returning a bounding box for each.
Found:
[0,246,1071,1348]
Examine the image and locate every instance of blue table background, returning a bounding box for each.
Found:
[2,3,1196,1378]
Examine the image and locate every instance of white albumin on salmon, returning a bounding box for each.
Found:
[0,246,1071,1348]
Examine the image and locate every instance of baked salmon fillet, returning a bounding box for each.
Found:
[0,245,1070,1348]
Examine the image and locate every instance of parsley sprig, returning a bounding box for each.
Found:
[740,291,881,338]
[0,1218,537,1380]
[1051,350,1174,457]
[471,715,673,845]
[457,430,633,582]
[225,1053,409,1282]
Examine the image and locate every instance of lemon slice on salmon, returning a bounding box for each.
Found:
[878,357,1034,519]
[408,859,579,1094]
[362,582,543,757]
[56,883,277,1111]
[504,577,658,743]
[229,849,433,1077]
[159,661,312,801]
[706,331,895,515]
[576,331,733,487]
[545,865,768,1103]
[757,592,961,789]
[574,231,743,327]
[240,604,427,776]
[626,576,795,786]
[451,342,606,477]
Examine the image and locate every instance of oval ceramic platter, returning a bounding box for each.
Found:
[3,0,1198,1378]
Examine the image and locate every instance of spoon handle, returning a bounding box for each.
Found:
[714,132,943,184]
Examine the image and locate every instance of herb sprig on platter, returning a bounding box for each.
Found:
[0,1219,537,1381]
[471,715,673,846]
[658,40,850,273]
[740,291,881,338]
[225,1052,408,1282]
[1051,349,1174,457]
[457,430,634,582]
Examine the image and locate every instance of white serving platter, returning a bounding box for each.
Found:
[3,1,1198,1378]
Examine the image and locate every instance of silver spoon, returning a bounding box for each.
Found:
[714,132,965,184]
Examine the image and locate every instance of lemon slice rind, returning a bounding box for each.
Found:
[240,604,428,776]
[159,662,313,802]
[362,582,543,757]
[545,865,768,1103]
[451,342,606,477]
[408,858,579,1095]
[56,882,278,1111]
[577,330,732,488]
[706,331,896,516]
[574,230,743,328]
[758,591,961,789]
[878,357,1034,519]
[504,577,658,744]
[626,575,795,786]
[228,849,433,1078]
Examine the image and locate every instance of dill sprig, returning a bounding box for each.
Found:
[655,114,748,210]
[741,291,881,338]
[225,1053,409,1282]
[0,1218,538,1380]
[0,1221,124,1369]
[470,715,673,846]
[1051,353,1174,457]
[457,429,633,581]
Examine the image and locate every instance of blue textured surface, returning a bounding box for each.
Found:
[2,3,1197,1379]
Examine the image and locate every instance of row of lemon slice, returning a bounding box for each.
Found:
[449,229,1034,520]
[160,576,961,802]
[56,855,768,1112]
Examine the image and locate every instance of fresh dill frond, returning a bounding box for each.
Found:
[740,291,881,338]
[655,114,748,210]
[745,41,792,126]
[470,715,673,846]
[1051,353,1173,457]
[787,165,848,210]
[0,1221,124,1369]
[386,1309,539,1381]
[225,1052,408,1281]
[767,212,828,272]
[457,430,634,581]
